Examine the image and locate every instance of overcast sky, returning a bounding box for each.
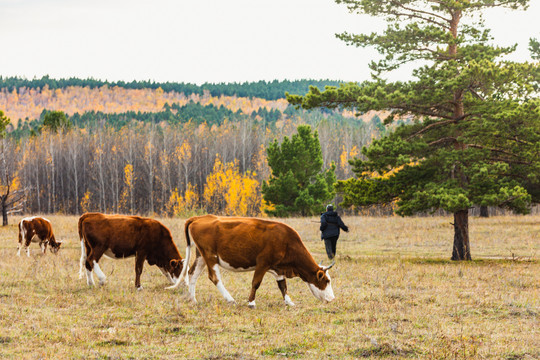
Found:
[1,0,538,85]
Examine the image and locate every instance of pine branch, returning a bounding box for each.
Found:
[389,0,450,28]
[428,137,458,146]
[467,144,522,158]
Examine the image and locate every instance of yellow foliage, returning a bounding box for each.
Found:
[167,184,200,217]
[339,147,348,170]
[10,176,20,191]
[203,156,262,216]
[176,141,192,162]
[124,163,134,188]
[80,190,92,213]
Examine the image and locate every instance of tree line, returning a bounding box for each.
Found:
[0,76,344,101]
[1,113,376,220]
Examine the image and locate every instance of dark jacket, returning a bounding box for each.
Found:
[320,211,348,239]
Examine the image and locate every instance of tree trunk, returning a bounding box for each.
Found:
[479,205,489,217]
[451,209,471,260]
[1,196,7,226]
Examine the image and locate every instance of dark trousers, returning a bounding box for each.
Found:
[323,236,339,260]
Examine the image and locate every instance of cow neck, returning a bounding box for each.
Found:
[289,246,320,283]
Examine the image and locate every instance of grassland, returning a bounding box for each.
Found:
[0,215,538,359]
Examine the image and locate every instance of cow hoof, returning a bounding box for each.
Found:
[137,286,143,291]
[284,295,295,306]
[247,301,256,308]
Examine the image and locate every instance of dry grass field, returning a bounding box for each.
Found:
[0,215,538,359]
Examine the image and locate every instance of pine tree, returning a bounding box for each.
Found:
[287,0,539,259]
[262,125,336,216]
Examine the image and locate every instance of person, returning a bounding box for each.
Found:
[320,204,349,260]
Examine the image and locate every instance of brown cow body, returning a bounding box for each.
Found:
[18,216,61,256]
[168,214,335,307]
[78,213,184,290]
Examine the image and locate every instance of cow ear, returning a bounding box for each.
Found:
[317,270,325,282]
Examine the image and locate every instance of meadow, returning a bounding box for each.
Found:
[0,215,538,359]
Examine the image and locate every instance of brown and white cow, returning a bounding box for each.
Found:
[18,216,62,256]
[167,214,335,307]
[78,213,184,290]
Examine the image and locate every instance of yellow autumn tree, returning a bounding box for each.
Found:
[203,156,262,216]
[167,183,200,217]
[120,163,135,214]
[80,190,92,213]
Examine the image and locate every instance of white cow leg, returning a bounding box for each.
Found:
[93,261,106,286]
[86,268,95,286]
[26,246,30,257]
[211,264,236,304]
[79,240,86,279]
[16,243,21,257]
[188,257,206,303]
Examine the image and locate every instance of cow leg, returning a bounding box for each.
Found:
[268,270,295,306]
[187,256,206,303]
[85,246,107,286]
[79,240,87,279]
[247,266,269,308]
[277,279,295,306]
[134,252,146,290]
[40,241,47,254]
[24,234,32,257]
[208,263,236,304]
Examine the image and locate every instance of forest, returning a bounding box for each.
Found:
[0,78,383,220]
[0,76,343,101]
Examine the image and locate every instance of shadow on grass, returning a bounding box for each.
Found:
[262,343,310,358]
[404,257,538,265]
[349,343,418,358]
[95,339,131,347]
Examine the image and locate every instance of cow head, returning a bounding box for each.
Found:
[307,262,335,303]
[49,241,62,254]
[167,258,184,282]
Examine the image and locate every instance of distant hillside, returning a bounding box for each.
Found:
[0,85,289,125]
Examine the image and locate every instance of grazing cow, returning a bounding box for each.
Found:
[78,213,184,290]
[17,216,61,256]
[167,215,335,307]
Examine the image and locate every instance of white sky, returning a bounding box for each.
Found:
[1,0,539,85]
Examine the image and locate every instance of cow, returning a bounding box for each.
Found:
[78,213,184,290]
[167,215,335,308]
[17,216,62,257]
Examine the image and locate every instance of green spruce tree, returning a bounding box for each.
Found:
[262,125,336,216]
[42,110,72,133]
[287,0,539,260]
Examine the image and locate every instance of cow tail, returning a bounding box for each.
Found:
[78,215,85,242]
[167,218,195,290]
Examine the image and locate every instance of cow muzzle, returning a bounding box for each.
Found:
[308,282,335,303]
